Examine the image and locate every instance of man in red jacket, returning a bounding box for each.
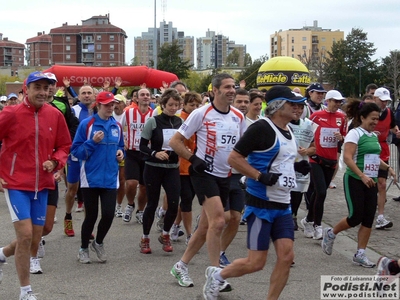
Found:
[0,71,71,300]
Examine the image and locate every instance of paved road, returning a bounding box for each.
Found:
[0,170,399,299]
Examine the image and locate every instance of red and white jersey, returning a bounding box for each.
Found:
[178,103,246,178]
[310,109,346,161]
[122,107,154,151]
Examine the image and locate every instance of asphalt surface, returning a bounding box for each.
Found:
[1,166,400,300]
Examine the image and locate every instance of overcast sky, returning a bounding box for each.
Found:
[2,0,399,65]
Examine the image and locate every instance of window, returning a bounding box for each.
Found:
[96,54,102,59]
[302,37,306,41]
[110,54,115,60]
[66,45,70,51]
[110,44,114,50]
[97,44,101,50]
[292,37,294,43]
[66,54,71,60]
[109,35,114,41]
[97,35,101,41]
[66,36,70,42]
[321,37,326,42]
[333,38,336,43]
[292,46,294,52]
[302,46,307,50]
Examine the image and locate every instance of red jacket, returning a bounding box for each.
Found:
[0,98,71,192]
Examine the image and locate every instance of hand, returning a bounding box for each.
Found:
[43,160,57,173]
[116,150,124,162]
[121,89,128,97]
[333,131,342,142]
[297,147,308,156]
[239,80,246,89]
[93,131,104,143]
[360,174,376,188]
[0,177,7,192]
[388,167,397,184]
[189,155,207,173]
[63,77,71,87]
[155,150,169,161]
[258,173,282,186]
[54,171,63,183]
[294,160,311,175]
[239,176,247,189]
[140,83,147,89]
[115,77,122,88]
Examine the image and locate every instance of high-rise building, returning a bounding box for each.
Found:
[26,32,52,67]
[0,34,25,67]
[26,14,127,67]
[134,21,194,67]
[197,29,246,70]
[270,20,344,64]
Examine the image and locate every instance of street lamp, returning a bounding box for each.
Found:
[357,61,364,97]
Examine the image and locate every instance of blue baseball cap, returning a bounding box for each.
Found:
[26,71,57,85]
[7,93,18,100]
[266,85,306,104]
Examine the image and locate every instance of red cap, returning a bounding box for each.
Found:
[96,91,117,105]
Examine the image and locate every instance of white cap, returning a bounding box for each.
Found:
[325,90,345,100]
[0,96,6,102]
[374,87,391,101]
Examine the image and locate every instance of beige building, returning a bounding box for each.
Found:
[270,20,344,65]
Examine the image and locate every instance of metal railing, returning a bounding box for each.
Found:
[387,144,400,191]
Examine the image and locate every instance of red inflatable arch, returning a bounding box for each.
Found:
[43,65,179,88]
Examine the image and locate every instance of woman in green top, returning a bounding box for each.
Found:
[321,99,396,267]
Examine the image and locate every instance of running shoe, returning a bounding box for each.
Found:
[77,248,91,264]
[170,224,182,241]
[29,258,42,274]
[193,214,201,233]
[123,204,134,222]
[170,262,194,287]
[158,234,173,252]
[353,253,376,268]
[219,252,231,268]
[300,217,313,238]
[115,204,123,218]
[140,238,152,254]
[203,266,222,299]
[155,207,165,232]
[313,225,323,240]
[135,210,144,224]
[20,292,38,300]
[376,257,394,276]
[90,241,107,262]
[64,219,75,237]
[321,227,335,255]
[75,201,84,212]
[329,182,337,189]
[375,215,393,229]
[37,237,45,258]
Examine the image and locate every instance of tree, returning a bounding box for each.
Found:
[237,54,268,89]
[157,40,194,80]
[298,49,328,83]
[130,56,141,66]
[380,50,400,106]
[325,28,378,97]
[244,53,252,67]
[226,49,239,67]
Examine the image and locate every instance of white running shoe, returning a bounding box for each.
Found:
[77,248,91,264]
[313,225,323,240]
[29,257,42,274]
[203,266,222,300]
[321,227,335,255]
[375,215,393,229]
[20,292,38,300]
[155,207,165,232]
[90,241,107,262]
[115,204,123,218]
[170,224,182,241]
[123,204,134,222]
[170,262,194,287]
[135,210,144,224]
[353,253,376,268]
[0,259,5,284]
[300,217,314,238]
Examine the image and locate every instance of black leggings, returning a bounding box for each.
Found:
[306,163,335,226]
[80,188,117,249]
[142,164,180,235]
[343,173,377,228]
[180,175,195,212]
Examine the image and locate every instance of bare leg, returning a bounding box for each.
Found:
[220,210,241,252]
[357,225,372,249]
[137,184,147,211]
[65,182,79,214]
[125,179,138,207]
[377,177,387,215]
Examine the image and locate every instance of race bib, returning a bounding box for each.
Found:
[363,154,380,178]
[133,130,142,148]
[278,162,297,189]
[162,129,178,151]
[216,122,239,152]
[320,128,339,148]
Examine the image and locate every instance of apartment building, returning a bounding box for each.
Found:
[0,34,25,67]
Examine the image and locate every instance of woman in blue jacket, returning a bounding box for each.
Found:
[71,91,124,264]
